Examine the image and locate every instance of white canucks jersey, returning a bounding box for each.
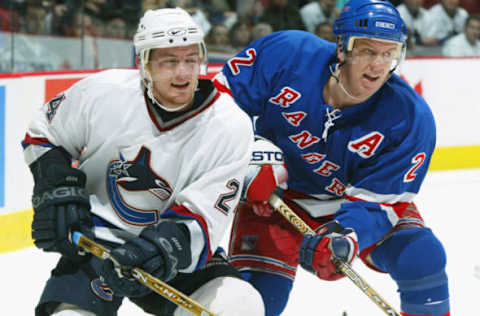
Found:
[22,69,254,272]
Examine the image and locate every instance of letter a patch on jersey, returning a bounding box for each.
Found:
[348,131,384,158]
[46,93,65,123]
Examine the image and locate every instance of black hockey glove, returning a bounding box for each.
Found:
[101,221,192,297]
[30,147,93,262]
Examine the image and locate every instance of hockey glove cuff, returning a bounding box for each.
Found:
[299,221,358,281]
[30,148,93,261]
[101,221,192,298]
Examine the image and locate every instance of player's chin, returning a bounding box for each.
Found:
[360,78,384,95]
[170,95,193,107]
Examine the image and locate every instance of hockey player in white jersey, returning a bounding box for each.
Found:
[22,8,264,316]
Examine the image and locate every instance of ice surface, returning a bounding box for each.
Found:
[2,169,479,315]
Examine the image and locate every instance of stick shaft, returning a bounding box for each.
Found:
[268,194,400,316]
[72,232,216,316]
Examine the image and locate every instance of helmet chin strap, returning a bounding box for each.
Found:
[329,63,364,102]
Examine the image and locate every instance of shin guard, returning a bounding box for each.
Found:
[371,228,450,316]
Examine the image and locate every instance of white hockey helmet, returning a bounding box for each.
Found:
[133,8,207,107]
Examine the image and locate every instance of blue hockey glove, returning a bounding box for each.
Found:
[30,148,93,262]
[299,221,358,281]
[101,221,192,297]
[243,137,288,217]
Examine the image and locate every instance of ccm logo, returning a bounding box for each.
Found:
[252,151,283,162]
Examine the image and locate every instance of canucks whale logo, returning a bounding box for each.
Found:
[107,146,173,226]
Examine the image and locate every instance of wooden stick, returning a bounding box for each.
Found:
[72,231,217,316]
[268,193,401,316]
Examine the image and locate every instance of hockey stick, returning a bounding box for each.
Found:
[71,231,217,316]
[268,193,401,316]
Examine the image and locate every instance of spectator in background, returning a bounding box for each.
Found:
[75,0,140,37]
[105,0,142,26]
[396,0,430,47]
[83,0,108,21]
[0,6,20,32]
[22,1,49,34]
[61,10,99,37]
[238,0,265,28]
[0,0,25,11]
[104,16,127,39]
[442,14,480,56]
[314,21,335,42]
[142,0,168,11]
[206,23,234,52]
[229,18,252,50]
[251,22,273,41]
[422,0,469,46]
[206,0,235,13]
[44,1,70,35]
[167,0,212,35]
[259,0,306,31]
[207,24,230,46]
[237,0,256,17]
[0,0,68,71]
[300,0,337,33]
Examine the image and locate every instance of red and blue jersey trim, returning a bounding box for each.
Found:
[21,133,55,149]
[161,205,212,270]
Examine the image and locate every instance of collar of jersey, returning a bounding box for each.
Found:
[145,79,219,131]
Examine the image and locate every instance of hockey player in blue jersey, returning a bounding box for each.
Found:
[214,0,450,315]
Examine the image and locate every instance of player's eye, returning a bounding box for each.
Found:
[186,58,199,64]
[165,59,179,65]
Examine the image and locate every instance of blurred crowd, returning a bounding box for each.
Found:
[0,0,479,60]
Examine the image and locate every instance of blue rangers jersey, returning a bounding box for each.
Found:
[214,30,436,250]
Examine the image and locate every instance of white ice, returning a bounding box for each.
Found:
[1,169,479,315]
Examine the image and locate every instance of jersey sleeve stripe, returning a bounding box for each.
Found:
[161,205,212,271]
[22,134,56,165]
[345,186,417,204]
[22,133,53,147]
[212,73,233,97]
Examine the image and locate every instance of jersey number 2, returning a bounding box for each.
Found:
[215,179,240,214]
[404,153,426,182]
[227,48,256,75]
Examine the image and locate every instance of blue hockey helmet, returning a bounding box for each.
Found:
[333,0,407,53]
